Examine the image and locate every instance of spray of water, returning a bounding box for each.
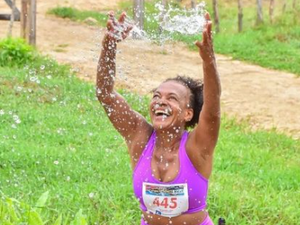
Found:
[157,2,206,35]
[122,2,207,41]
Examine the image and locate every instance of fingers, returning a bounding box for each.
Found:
[107,20,114,31]
[107,11,118,28]
[118,12,126,23]
[195,11,214,49]
[205,12,211,21]
[105,11,133,42]
[107,11,114,18]
[207,21,212,41]
[195,40,202,49]
[107,11,115,23]
[204,11,212,39]
[125,25,133,34]
[202,28,209,44]
[122,25,133,39]
[195,28,210,50]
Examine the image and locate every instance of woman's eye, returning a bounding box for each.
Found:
[169,96,177,101]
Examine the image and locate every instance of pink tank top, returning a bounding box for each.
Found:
[133,131,209,215]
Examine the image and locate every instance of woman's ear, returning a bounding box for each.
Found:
[185,108,194,122]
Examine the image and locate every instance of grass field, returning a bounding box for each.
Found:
[48,0,300,76]
[1,38,300,224]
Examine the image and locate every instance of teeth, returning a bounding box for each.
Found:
[154,109,171,116]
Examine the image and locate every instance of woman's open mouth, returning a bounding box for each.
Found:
[153,108,172,120]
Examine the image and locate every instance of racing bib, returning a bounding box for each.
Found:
[142,182,189,217]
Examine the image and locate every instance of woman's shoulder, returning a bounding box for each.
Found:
[128,125,154,167]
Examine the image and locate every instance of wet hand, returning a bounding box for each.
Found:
[103,11,133,45]
[195,12,215,64]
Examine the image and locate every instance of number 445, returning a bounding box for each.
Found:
[153,197,177,209]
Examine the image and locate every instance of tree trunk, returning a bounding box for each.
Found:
[133,0,145,29]
[8,0,16,37]
[7,0,16,37]
[159,0,167,33]
[293,0,297,9]
[282,0,287,13]
[212,0,220,33]
[238,0,243,32]
[160,0,167,21]
[269,0,275,24]
[28,0,36,46]
[191,0,195,8]
[162,0,167,7]
[21,0,28,40]
[256,0,263,25]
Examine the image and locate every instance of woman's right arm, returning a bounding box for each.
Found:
[96,12,152,153]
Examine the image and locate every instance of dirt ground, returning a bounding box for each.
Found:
[1,0,300,139]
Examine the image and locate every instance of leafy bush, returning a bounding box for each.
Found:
[0,191,88,225]
[0,38,36,67]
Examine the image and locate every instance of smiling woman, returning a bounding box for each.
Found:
[96,11,221,225]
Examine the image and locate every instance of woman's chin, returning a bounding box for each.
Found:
[152,121,174,131]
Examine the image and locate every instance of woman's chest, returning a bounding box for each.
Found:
[151,151,180,183]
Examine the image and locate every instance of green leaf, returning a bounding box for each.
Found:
[35,191,49,209]
[6,198,19,222]
[70,210,87,225]
[28,210,44,225]
[52,214,62,225]
[2,219,14,225]
[62,213,70,225]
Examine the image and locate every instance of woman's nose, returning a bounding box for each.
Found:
[157,98,167,105]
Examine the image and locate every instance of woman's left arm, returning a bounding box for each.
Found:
[192,13,221,156]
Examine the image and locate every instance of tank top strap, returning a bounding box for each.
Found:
[133,131,156,174]
[179,131,189,157]
[144,131,156,156]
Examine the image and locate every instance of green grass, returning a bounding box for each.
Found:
[48,0,300,76]
[210,1,300,75]
[47,7,107,26]
[1,38,300,224]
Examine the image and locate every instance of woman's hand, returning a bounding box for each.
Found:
[103,11,133,46]
[195,12,215,64]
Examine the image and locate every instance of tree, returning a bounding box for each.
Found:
[159,0,167,33]
[8,0,16,37]
[282,0,287,13]
[133,0,145,30]
[238,0,243,32]
[160,0,167,19]
[191,0,195,8]
[212,0,220,33]
[293,0,297,9]
[256,0,263,25]
[269,0,275,24]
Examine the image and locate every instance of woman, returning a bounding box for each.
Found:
[96,11,221,225]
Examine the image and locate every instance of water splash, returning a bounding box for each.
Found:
[156,2,206,35]
[116,2,206,41]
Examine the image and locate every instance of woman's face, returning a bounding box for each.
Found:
[149,80,193,132]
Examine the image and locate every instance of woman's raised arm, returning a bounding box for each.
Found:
[191,13,221,156]
[96,12,152,150]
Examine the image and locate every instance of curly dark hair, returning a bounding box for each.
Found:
[164,75,203,129]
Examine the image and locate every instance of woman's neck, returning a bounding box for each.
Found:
[154,128,185,152]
